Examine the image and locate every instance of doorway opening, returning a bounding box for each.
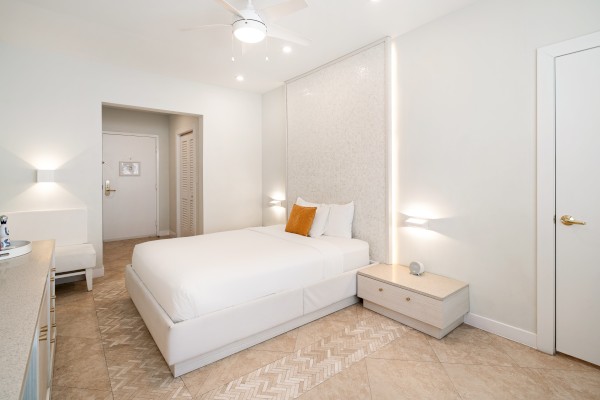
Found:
[101,104,203,245]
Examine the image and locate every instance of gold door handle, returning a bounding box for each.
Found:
[560,215,586,226]
[104,180,117,196]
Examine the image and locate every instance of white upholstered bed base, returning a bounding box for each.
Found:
[125,263,374,377]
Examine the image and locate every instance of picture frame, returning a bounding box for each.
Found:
[119,161,141,176]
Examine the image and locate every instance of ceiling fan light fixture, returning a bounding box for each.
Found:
[233,19,267,43]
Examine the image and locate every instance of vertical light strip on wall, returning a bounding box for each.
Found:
[390,41,399,265]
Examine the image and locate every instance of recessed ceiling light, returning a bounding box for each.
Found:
[282,46,292,54]
[235,75,244,82]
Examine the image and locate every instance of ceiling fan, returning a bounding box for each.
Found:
[186,0,309,46]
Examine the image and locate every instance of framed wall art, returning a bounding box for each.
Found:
[119,161,141,176]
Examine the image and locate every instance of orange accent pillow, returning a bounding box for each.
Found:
[285,204,317,236]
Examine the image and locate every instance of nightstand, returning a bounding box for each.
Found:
[357,264,469,339]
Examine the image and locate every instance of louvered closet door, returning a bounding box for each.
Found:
[180,132,196,237]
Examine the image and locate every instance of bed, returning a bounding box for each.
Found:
[125,224,372,377]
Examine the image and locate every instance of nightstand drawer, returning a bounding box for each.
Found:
[358,274,444,328]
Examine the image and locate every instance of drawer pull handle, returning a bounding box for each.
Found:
[406,297,411,302]
[378,288,383,292]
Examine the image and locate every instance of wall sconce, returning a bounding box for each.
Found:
[404,217,429,229]
[269,199,285,207]
[36,170,55,183]
[269,195,287,208]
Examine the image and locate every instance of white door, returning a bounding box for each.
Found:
[102,133,158,241]
[555,45,600,366]
[179,132,196,237]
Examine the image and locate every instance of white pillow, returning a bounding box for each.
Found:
[324,201,354,239]
[296,197,330,238]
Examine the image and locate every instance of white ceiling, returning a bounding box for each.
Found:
[7,0,478,93]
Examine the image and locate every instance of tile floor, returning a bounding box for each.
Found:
[51,237,600,399]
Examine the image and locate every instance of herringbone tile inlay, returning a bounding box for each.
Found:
[198,319,404,400]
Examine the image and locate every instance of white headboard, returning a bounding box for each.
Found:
[286,40,390,263]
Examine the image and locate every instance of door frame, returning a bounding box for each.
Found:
[102,131,160,238]
[175,129,196,237]
[536,31,600,354]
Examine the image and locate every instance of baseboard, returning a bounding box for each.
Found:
[464,312,537,348]
[158,230,172,237]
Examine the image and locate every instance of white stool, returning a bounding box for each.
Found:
[54,243,96,291]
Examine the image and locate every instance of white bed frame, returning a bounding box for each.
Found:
[126,84,389,376]
[125,262,374,377]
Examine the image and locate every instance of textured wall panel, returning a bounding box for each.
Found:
[286,42,388,262]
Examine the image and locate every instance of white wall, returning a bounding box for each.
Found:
[169,115,203,235]
[0,42,262,269]
[261,86,287,226]
[102,106,171,235]
[393,0,600,337]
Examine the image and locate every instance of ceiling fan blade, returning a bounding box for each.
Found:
[181,24,231,32]
[267,23,309,46]
[260,0,308,21]
[214,0,244,18]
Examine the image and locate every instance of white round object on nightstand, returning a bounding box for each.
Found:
[409,261,425,276]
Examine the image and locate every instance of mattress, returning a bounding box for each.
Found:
[316,234,370,272]
[131,225,369,323]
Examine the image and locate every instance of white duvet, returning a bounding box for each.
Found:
[131,225,353,323]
